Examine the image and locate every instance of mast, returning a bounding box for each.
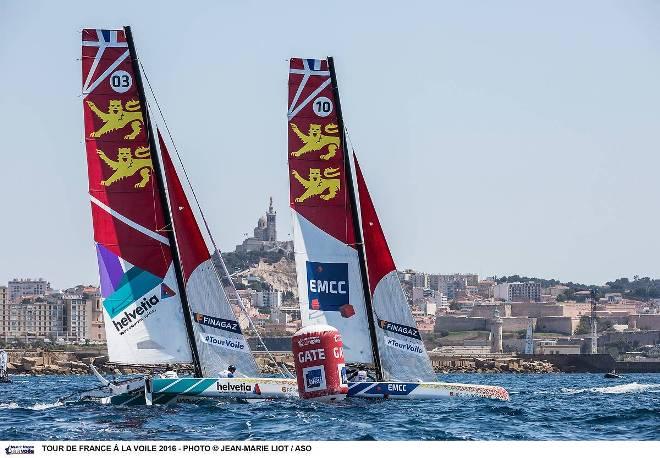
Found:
[124,26,202,377]
[327,56,383,381]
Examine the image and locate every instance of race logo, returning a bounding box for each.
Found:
[378,319,422,340]
[4,445,34,455]
[384,336,424,354]
[290,122,340,160]
[302,365,326,392]
[306,262,350,313]
[200,332,249,352]
[291,167,340,202]
[86,99,143,139]
[96,146,153,188]
[194,313,242,334]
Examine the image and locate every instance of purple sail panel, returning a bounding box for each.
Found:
[96,243,123,297]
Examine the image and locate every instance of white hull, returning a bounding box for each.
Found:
[146,377,299,404]
[83,377,510,405]
[348,381,510,400]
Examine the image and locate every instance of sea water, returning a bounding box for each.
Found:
[1,373,659,440]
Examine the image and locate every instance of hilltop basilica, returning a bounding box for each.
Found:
[234,198,293,253]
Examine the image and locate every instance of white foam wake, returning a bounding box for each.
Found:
[562,382,660,395]
[0,401,63,410]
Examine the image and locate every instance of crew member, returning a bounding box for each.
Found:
[218,365,237,378]
[160,364,178,379]
[350,370,369,382]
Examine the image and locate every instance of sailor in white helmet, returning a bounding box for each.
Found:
[218,365,237,378]
[160,364,178,379]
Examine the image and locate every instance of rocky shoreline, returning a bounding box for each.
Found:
[3,349,557,376]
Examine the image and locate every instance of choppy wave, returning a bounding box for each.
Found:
[562,382,660,395]
[2,374,660,440]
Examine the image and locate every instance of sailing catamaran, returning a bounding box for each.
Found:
[287,57,509,400]
[80,27,296,405]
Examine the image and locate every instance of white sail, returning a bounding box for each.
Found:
[292,213,375,364]
[160,133,259,377]
[354,155,436,382]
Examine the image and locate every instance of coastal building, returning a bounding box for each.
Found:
[253,290,282,310]
[477,280,495,298]
[62,287,105,342]
[7,278,50,303]
[6,300,65,340]
[412,272,429,289]
[494,282,541,303]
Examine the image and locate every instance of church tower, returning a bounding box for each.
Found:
[266,196,277,242]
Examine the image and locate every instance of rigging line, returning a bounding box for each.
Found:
[138,62,291,378]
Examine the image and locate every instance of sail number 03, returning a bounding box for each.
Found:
[313,96,333,117]
[110,70,132,93]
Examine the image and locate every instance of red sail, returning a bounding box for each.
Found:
[159,131,209,282]
[82,28,170,278]
[288,58,355,245]
[353,154,396,293]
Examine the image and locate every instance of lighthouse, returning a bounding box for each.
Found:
[490,309,503,353]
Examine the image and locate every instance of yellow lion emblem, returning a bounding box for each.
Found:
[291,168,341,202]
[86,99,144,140]
[290,123,340,160]
[97,146,153,188]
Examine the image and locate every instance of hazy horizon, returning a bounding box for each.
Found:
[1,0,659,289]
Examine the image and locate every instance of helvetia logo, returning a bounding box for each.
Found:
[216,381,252,392]
[112,295,160,334]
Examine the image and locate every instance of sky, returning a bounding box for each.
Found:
[1,0,659,289]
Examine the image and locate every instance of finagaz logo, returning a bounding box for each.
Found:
[5,445,34,455]
[306,261,350,313]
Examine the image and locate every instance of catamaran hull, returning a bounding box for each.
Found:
[348,381,510,401]
[146,377,509,402]
[146,377,299,404]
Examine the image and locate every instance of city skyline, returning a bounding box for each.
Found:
[2,1,660,288]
